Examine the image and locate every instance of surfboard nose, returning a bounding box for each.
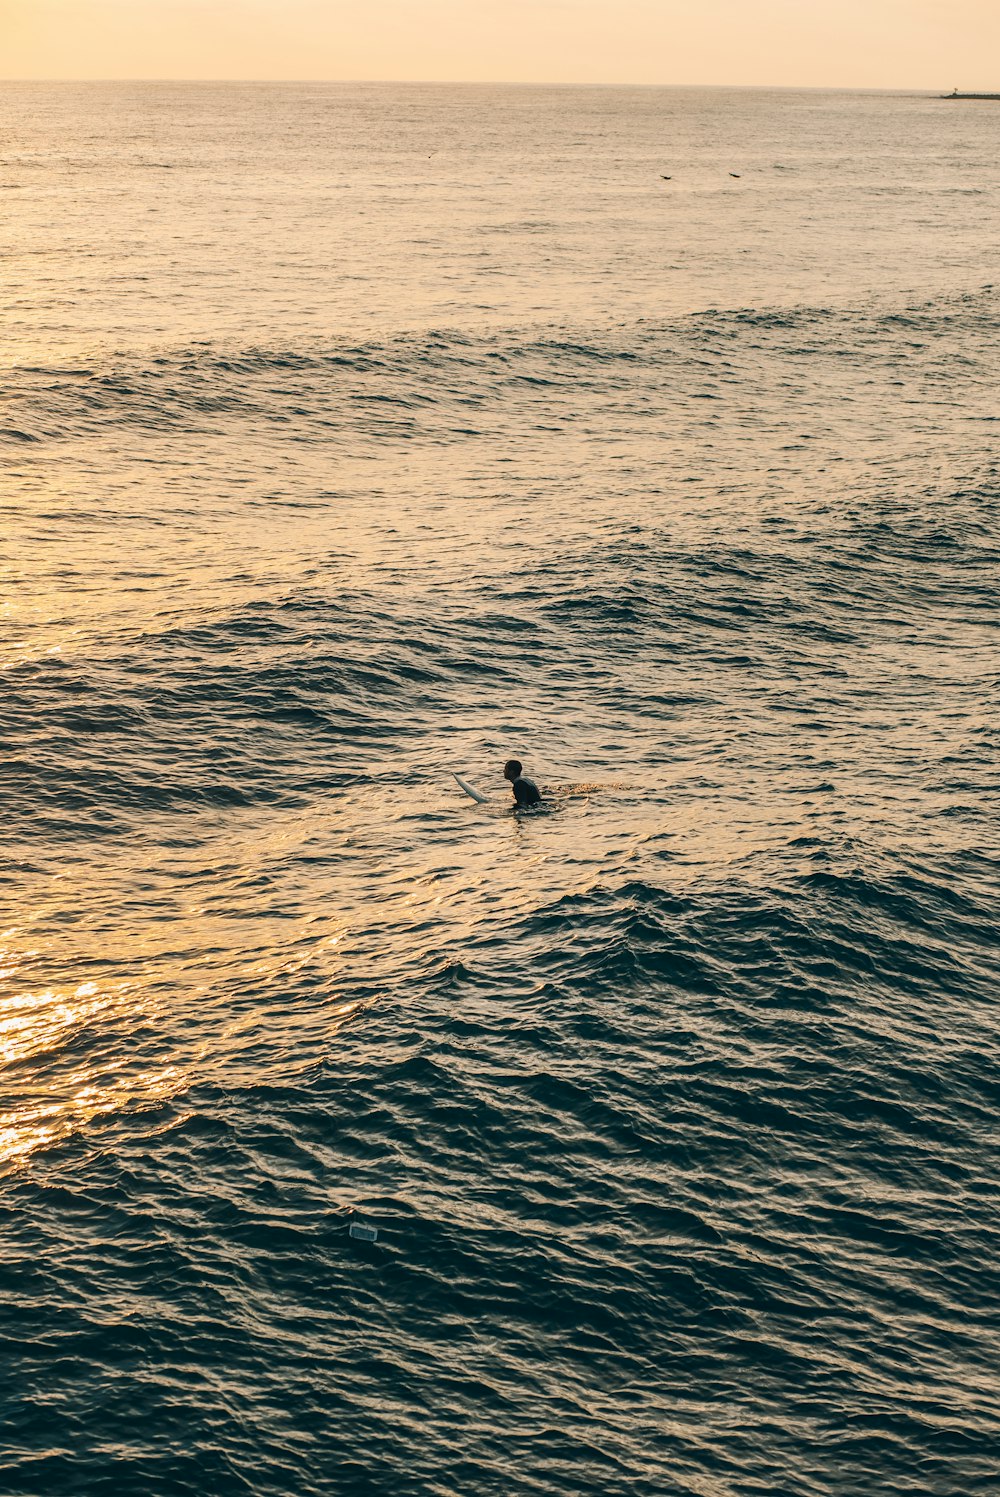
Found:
[454,772,489,804]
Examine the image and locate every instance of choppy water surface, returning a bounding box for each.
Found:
[2,85,999,1495]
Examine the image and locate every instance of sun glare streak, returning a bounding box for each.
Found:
[0,938,179,1167]
[0,914,367,1170]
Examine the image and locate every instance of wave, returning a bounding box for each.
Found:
[2,285,997,446]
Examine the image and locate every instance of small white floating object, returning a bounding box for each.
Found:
[349,1222,378,1243]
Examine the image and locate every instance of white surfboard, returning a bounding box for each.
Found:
[454,773,489,804]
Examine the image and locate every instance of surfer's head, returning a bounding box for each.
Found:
[503,759,522,783]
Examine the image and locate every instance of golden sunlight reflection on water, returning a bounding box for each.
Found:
[0,904,371,1170]
[0,736,896,1173]
[0,948,178,1167]
[0,719,866,1170]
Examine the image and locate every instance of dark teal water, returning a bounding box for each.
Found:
[1,85,999,1495]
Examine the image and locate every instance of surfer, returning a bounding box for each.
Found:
[503,759,541,808]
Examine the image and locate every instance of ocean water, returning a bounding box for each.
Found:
[2,83,999,1495]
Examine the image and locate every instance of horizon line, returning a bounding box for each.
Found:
[0,78,958,92]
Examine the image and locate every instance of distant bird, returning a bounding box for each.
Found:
[660,175,672,181]
[729,172,741,178]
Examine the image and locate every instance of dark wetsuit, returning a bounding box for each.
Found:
[511,775,541,808]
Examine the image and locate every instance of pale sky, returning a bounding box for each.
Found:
[1,0,998,88]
